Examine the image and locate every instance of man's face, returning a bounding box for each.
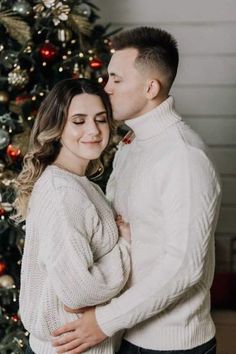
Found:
[105,48,150,121]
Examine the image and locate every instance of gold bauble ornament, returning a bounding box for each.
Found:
[0,91,9,104]
[0,274,15,288]
[8,66,29,89]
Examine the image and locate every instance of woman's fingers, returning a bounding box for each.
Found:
[54,337,84,353]
[52,331,78,347]
[52,318,81,337]
[67,342,92,354]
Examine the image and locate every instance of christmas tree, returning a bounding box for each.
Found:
[0,1,121,351]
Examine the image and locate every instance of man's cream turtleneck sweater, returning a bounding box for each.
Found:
[95,96,222,350]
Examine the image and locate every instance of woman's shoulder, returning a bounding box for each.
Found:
[33,165,91,203]
[28,166,100,222]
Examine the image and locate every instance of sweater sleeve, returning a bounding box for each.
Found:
[96,147,221,336]
[39,185,131,309]
[106,145,121,203]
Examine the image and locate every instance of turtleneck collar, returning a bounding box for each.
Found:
[125,96,182,140]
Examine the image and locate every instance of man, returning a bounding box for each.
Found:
[52,27,221,354]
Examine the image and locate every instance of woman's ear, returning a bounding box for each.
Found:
[146,79,160,100]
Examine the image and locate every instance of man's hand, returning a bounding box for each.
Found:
[52,308,108,353]
[116,215,131,244]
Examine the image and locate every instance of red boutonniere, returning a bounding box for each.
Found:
[121,131,135,145]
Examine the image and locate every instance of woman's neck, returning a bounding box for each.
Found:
[53,151,88,177]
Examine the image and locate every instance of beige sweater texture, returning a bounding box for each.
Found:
[20,165,130,354]
[95,96,222,350]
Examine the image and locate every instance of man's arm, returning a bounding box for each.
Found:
[95,148,221,334]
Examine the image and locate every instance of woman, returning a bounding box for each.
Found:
[15,78,131,354]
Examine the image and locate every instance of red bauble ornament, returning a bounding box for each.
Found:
[39,42,58,61]
[6,144,21,159]
[0,260,7,276]
[15,94,31,105]
[89,58,103,69]
[11,314,19,322]
[0,208,5,216]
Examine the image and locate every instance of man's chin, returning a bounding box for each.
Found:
[113,113,126,122]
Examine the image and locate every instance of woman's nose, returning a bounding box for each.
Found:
[86,121,100,135]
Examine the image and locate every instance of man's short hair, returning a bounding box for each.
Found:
[112,27,179,94]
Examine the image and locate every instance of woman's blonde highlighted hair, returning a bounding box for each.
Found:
[14,78,113,221]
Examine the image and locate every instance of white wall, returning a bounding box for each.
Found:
[96,0,236,271]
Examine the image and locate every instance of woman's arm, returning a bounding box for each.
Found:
[63,216,131,314]
[40,186,131,309]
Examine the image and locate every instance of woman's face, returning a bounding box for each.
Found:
[60,93,110,167]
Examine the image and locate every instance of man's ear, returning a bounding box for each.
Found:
[146,79,160,100]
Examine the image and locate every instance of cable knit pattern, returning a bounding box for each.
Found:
[96,96,222,350]
[19,165,130,354]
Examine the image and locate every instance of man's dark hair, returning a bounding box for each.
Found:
[112,27,179,94]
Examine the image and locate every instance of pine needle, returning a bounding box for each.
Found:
[0,10,31,45]
[68,13,93,37]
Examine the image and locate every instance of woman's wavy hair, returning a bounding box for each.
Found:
[14,78,113,221]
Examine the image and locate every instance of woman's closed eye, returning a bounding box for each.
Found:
[95,118,108,123]
[72,117,107,125]
[95,113,108,123]
[73,120,84,125]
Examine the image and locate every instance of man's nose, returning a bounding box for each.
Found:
[104,81,112,95]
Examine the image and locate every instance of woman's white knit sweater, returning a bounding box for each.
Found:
[95,96,222,350]
[19,165,131,354]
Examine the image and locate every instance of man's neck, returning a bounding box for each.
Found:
[124,96,182,141]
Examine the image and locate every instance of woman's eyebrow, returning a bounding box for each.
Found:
[71,113,87,118]
[71,111,107,118]
[96,111,107,116]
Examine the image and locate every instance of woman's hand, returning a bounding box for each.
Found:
[116,215,131,244]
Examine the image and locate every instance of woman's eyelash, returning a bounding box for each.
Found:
[73,119,107,125]
[73,121,84,125]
